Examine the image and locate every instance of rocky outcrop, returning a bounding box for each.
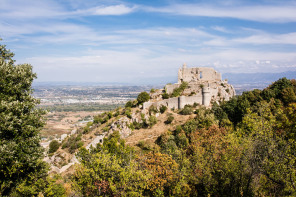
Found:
[109,116,133,138]
[143,65,235,109]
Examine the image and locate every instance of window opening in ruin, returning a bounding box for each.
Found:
[200,71,203,79]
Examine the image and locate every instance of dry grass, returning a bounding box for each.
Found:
[125,110,195,146]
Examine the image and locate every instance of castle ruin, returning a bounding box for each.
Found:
[143,64,235,109]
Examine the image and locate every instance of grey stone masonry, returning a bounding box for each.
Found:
[143,64,235,109]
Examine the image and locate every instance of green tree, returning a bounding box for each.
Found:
[137,91,150,105]
[49,140,60,154]
[0,38,14,65]
[239,101,296,196]
[73,133,150,196]
[0,40,48,195]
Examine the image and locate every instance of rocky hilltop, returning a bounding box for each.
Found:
[45,65,236,174]
[144,64,235,109]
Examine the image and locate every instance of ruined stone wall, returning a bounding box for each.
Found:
[178,67,221,84]
[143,94,204,110]
[143,97,180,110]
[158,97,179,109]
[165,84,180,95]
[180,95,203,107]
[143,66,235,110]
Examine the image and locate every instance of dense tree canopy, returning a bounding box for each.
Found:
[73,77,296,196]
[0,39,48,196]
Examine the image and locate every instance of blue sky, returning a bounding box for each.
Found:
[1,0,296,84]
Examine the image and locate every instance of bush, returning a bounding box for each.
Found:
[149,105,158,115]
[179,105,193,115]
[49,140,60,153]
[165,115,174,124]
[107,112,113,119]
[149,115,157,128]
[83,126,90,134]
[159,105,167,114]
[193,102,199,107]
[175,125,182,135]
[137,92,150,104]
[150,88,155,93]
[171,82,188,97]
[162,93,169,99]
[125,100,133,108]
[133,121,142,130]
[125,107,132,119]
[137,140,151,151]
[189,91,196,96]
[93,115,103,124]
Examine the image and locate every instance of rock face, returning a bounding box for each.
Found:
[144,64,235,109]
[109,116,133,138]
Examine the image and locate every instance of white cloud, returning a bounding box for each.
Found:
[0,0,135,21]
[22,46,296,83]
[0,0,65,19]
[211,26,230,33]
[85,4,136,15]
[233,32,296,45]
[145,4,296,23]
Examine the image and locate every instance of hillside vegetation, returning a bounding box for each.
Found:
[1,40,296,196]
[52,77,296,196]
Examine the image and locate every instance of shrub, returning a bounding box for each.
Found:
[114,110,120,117]
[133,121,142,130]
[83,126,90,134]
[179,105,193,115]
[159,105,167,113]
[125,100,133,108]
[137,92,150,104]
[189,91,196,96]
[125,108,132,119]
[150,88,155,93]
[171,82,188,97]
[165,115,174,124]
[49,140,60,153]
[107,112,113,119]
[149,115,157,128]
[175,125,182,135]
[149,105,158,115]
[128,123,135,131]
[137,140,151,151]
[162,93,169,99]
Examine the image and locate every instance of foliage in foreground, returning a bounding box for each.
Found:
[1,39,296,196]
[0,39,49,196]
[72,78,296,196]
[0,39,71,197]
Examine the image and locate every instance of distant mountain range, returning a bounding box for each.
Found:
[223,71,296,85]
